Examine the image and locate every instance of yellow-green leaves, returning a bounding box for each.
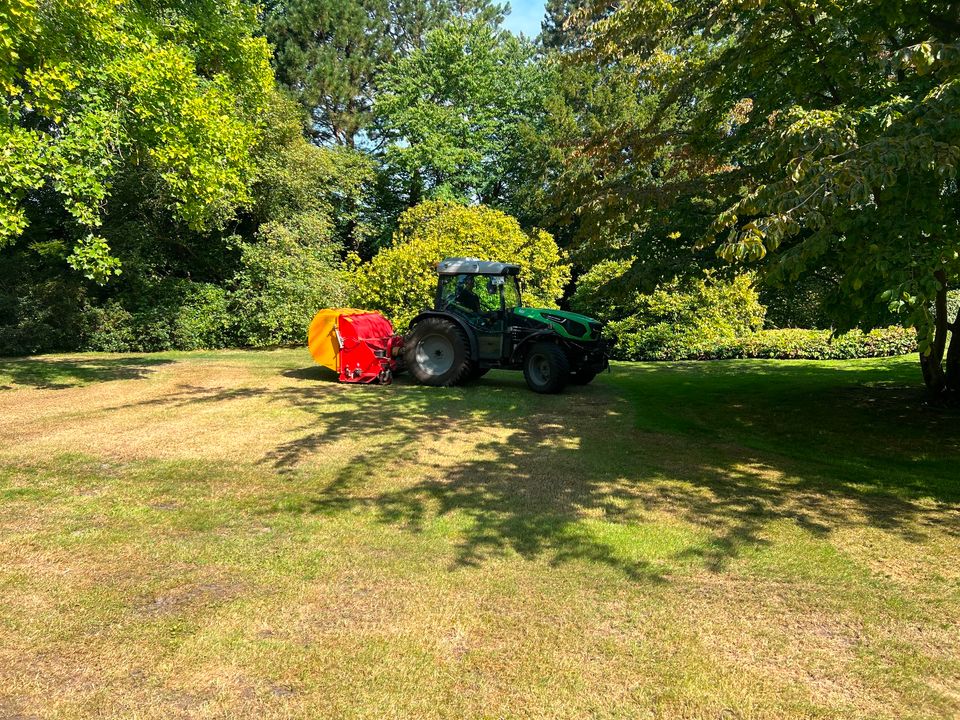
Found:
[0,124,46,244]
[0,0,38,94]
[66,234,121,284]
[0,0,273,282]
[351,200,571,328]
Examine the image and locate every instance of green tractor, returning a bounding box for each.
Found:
[403,258,608,393]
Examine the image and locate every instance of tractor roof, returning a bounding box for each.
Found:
[436,257,521,276]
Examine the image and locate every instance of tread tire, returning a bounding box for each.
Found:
[523,341,570,394]
[405,318,473,387]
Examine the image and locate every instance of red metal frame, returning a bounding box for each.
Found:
[335,313,402,384]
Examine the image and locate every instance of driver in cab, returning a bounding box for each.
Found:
[455,276,482,313]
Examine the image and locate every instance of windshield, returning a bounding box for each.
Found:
[437,273,522,313]
[502,276,521,308]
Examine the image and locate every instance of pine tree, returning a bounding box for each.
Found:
[265,0,506,147]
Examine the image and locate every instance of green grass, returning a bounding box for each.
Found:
[0,350,958,719]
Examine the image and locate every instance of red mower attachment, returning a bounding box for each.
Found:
[308,308,403,384]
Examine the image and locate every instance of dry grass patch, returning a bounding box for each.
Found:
[0,350,958,719]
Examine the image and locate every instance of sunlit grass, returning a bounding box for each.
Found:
[0,350,958,719]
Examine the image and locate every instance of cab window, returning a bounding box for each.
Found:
[502,276,521,309]
[438,274,503,317]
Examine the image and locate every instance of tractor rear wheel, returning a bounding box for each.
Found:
[405,317,472,387]
[523,342,570,394]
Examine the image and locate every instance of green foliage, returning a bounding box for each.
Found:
[376,18,548,205]
[351,200,570,328]
[569,258,642,324]
[0,278,88,356]
[728,328,916,362]
[252,94,377,253]
[610,322,914,362]
[0,0,272,282]
[759,274,843,330]
[582,0,960,386]
[266,0,506,146]
[83,281,231,353]
[266,0,397,145]
[576,269,765,361]
[230,218,347,347]
[80,302,136,353]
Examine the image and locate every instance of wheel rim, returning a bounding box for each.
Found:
[528,353,551,386]
[415,333,455,376]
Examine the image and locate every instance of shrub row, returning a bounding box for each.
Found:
[1,251,346,356]
[609,325,916,361]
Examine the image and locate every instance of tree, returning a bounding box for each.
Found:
[375,18,548,207]
[581,0,960,392]
[251,95,377,253]
[265,0,507,147]
[540,0,610,51]
[229,94,377,345]
[0,0,273,284]
[350,200,570,328]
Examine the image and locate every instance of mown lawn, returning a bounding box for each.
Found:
[0,350,958,719]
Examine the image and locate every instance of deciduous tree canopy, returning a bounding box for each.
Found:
[0,0,273,282]
[577,0,960,391]
[375,17,548,207]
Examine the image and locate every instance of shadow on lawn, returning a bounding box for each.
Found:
[0,356,174,389]
[256,360,960,580]
[82,355,957,580]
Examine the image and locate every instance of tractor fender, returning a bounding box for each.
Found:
[407,311,479,362]
[509,329,555,364]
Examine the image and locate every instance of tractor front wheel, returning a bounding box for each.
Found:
[405,318,472,387]
[523,342,570,394]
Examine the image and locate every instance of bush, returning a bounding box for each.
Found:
[0,278,89,356]
[81,301,137,352]
[229,215,347,346]
[568,258,636,324]
[350,200,570,328]
[612,326,915,361]
[579,271,765,361]
[82,280,231,352]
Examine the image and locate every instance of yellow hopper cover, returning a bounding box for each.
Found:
[308,308,369,371]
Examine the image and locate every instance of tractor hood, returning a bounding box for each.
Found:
[511,307,603,342]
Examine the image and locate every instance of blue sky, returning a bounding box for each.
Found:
[502,0,546,38]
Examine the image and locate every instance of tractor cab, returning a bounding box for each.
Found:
[403,257,609,393]
[435,258,522,361]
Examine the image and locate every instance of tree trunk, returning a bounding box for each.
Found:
[920,271,949,393]
[408,168,423,208]
[945,303,960,393]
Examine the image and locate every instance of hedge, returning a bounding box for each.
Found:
[609,325,916,361]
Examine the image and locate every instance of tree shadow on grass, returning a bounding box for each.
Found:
[255,361,960,580]
[0,356,174,390]
[72,355,957,581]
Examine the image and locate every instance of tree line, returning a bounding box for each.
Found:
[1,0,958,392]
